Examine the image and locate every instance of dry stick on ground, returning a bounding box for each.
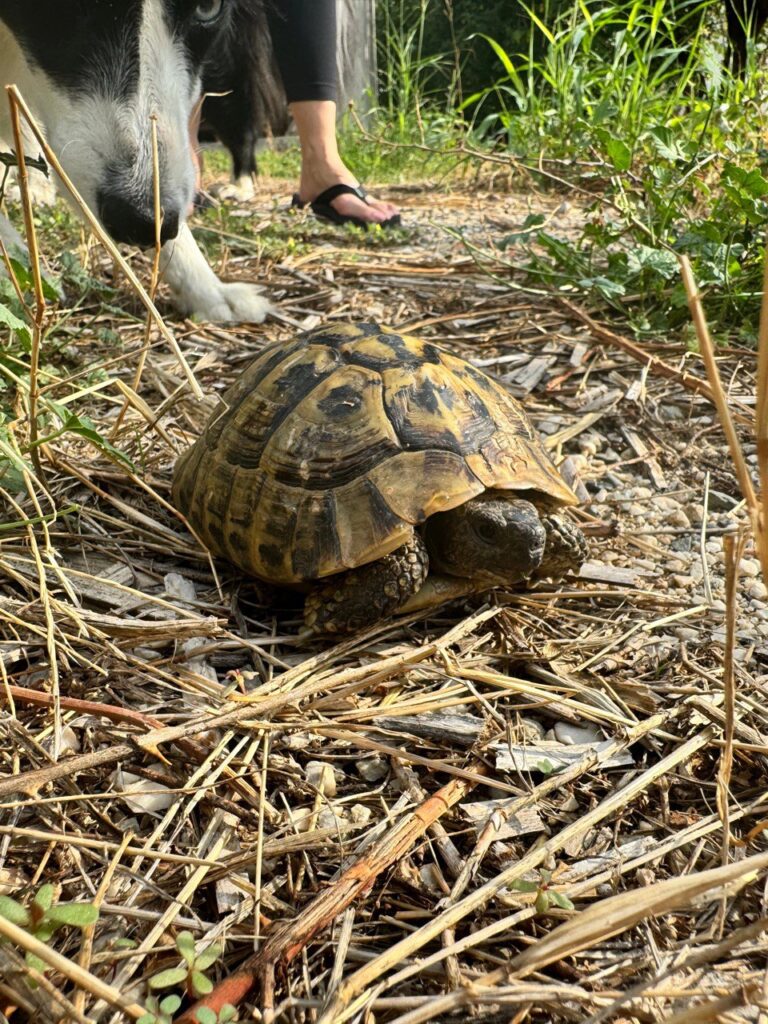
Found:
[386,852,768,1024]
[7,87,46,483]
[0,913,146,1021]
[4,85,202,398]
[756,227,768,580]
[717,532,745,876]
[174,766,485,1024]
[318,718,710,1024]
[558,296,753,422]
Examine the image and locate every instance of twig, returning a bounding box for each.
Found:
[0,913,146,1019]
[559,295,752,421]
[318,718,711,1024]
[175,765,484,1024]
[756,225,768,584]
[111,114,163,438]
[7,86,47,486]
[716,531,745,905]
[679,255,758,517]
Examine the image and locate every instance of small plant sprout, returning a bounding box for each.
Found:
[0,883,99,976]
[195,1006,239,1024]
[511,869,575,915]
[137,994,182,1024]
[148,930,224,999]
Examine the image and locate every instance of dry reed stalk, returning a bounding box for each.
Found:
[679,256,759,538]
[0,913,146,1019]
[175,765,483,1024]
[717,531,745,873]
[4,85,203,399]
[319,720,712,1024]
[7,85,46,483]
[755,226,768,583]
[93,813,233,1018]
[72,832,133,1020]
[111,114,163,438]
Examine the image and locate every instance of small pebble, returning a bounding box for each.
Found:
[747,580,768,601]
[552,721,603,745]
[672,575,694,588]
[306,761,337,797]
[675,627,699,642]
[739,558,760,578]
[670,535,694,553]
[666,558,689,572]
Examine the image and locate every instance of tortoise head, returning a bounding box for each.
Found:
[423,494,546,583]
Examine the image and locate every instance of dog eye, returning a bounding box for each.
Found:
[194,0,224,24]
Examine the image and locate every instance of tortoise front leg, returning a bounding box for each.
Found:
[303,534,430,634]
[533,514,588,581]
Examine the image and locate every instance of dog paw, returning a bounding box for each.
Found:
[178,281,272,323]
[209,175,256,203]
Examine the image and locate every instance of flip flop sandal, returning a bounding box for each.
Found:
[291,183,401,229]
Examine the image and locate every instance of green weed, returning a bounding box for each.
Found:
[0,883,98,980]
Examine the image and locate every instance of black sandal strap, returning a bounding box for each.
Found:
[311,183,369,207]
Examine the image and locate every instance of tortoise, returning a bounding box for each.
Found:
[172,322,587,633]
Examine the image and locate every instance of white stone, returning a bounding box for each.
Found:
[553,721,604,745]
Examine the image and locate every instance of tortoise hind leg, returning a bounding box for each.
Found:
[533,515,588,581]
[303,535,429,635]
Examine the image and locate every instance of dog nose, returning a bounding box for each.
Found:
[97,191,181,247]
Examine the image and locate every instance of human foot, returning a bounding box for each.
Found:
[295,163,401,227]
[293,183,401,229]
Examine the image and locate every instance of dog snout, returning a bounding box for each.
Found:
[97,190,181,248]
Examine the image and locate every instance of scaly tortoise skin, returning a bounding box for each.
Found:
[172,322,587,632]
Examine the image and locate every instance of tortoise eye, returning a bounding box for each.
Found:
[476,520,497,544]
[194,0,224,24]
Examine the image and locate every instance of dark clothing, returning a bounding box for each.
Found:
[267,0,337,103]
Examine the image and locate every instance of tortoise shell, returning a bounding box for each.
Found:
[172,322,578,585]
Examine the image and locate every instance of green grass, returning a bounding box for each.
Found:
[356,0,768,342]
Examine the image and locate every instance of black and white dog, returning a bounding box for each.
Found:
[0,0,271,322]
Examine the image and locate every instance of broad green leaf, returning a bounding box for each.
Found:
[0,301,31,352]
[510,879,539,893]
[605,137,632,172]
[148,967,188,990]
[0,896,30,927]
[159,994,182,1014]
[219,1007,238,1023]
[33,884,55,913]
[175,929,197,966]
[194,943,223,971]
[191,970,214,996]
[42,401,135,469]
[47,903,99,927]
[550,890,575,910]
[25,951,47,973]
[196,1009,218,1024]
[517,3,555,43]
[535,889,550,914]
[475,34,518,80]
